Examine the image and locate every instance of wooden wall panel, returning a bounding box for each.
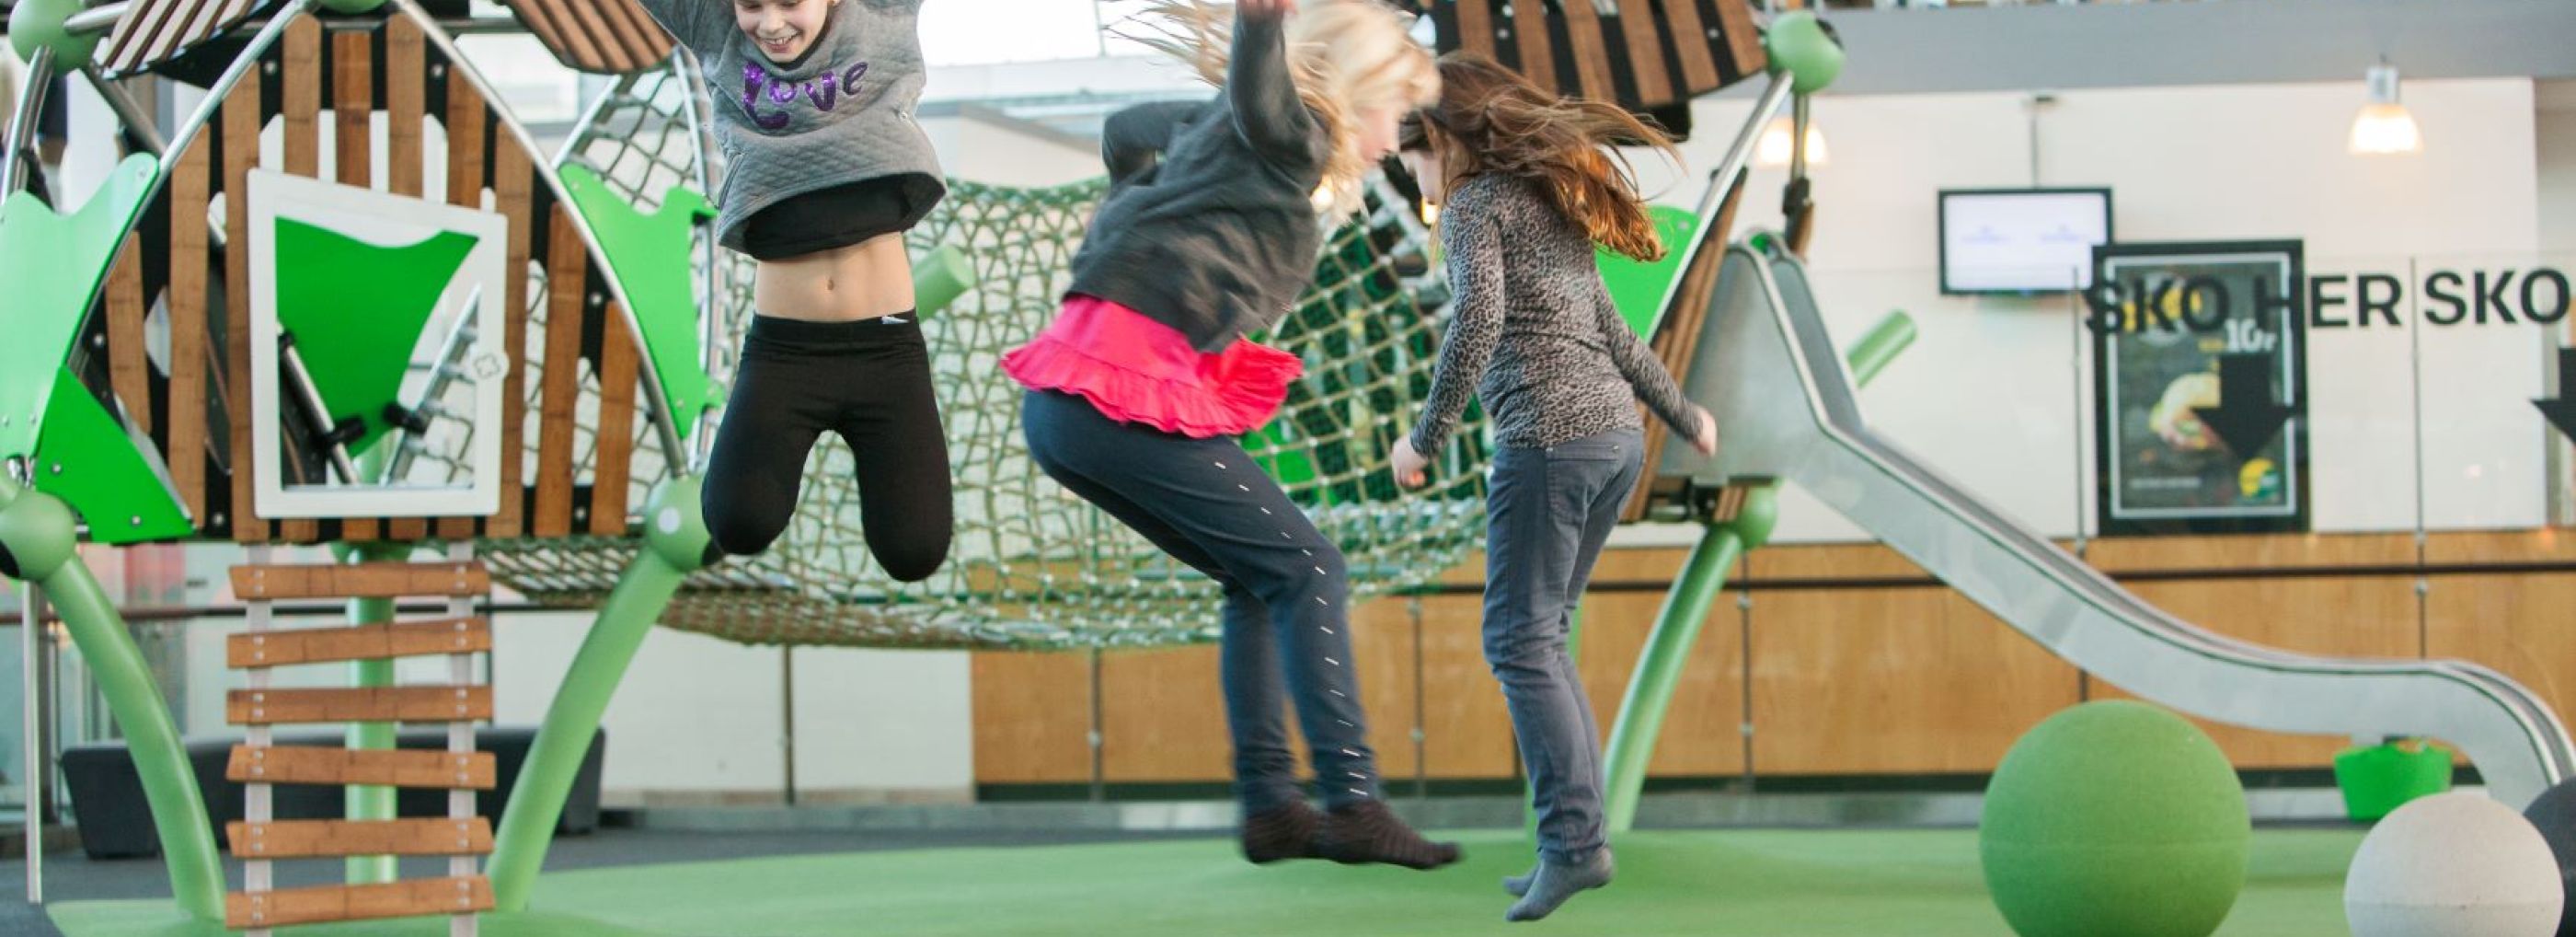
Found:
[2090,576,2420,769]
[1574,587,1747,777]
[2086,532,2417,571]
[967,651,1092,784]
[2425,574,2576,748]
[1413,594,1518,780]
[1098,644,1227,782]
[1746,544,2081,775]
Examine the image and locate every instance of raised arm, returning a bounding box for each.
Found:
[631,0,736,55]
[1409,188,1506,457]
[1592,278,1708,440]
[1226,1,1322,166]
[1100,100,1206,185]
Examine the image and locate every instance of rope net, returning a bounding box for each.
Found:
[481,72,1492,650]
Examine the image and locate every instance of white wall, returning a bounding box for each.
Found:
[1617,78,2547,544]
[2544,81,2576,252]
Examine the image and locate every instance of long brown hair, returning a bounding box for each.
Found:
[1406,52,1679,261]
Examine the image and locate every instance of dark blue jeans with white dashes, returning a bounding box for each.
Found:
[1021,388,1382,814]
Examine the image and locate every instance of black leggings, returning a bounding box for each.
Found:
[700,314,952,581]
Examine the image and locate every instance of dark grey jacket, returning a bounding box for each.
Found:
[1063,10,1329,353]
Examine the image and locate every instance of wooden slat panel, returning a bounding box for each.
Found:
[534,209,590,538]
[278,16,324,544]
[595,0,675,70]
[490,131,534,538]
[229,617,491,667]
[969,651,1095,784]
[560,0,639,74]
[1511,0,1555,95]
[170,134,211,522]
[228,686,493,724]
[282,17,321,179]
[1614,0,1673,104]
[1625,174,1744,522]
[522,0,616,74]
[105,235,152,434]
[1557,0,1617,101]
[2422,529,2576,564]
[223,64,269,544]
[333,29,372,187]
[228,745,496,788]
[381,19,431,546]
[1708,0,1766,82]
[1660,0,1720,93]
[1452,0,1494,62]
[387,17,426,199]
[227,817,492,859]
[1574,587,1748,776]
[1349,596,1422,779]
[589,304,639,535]
[440,68,491,542]
[226,876,491,930]
[230,561,489,600]
[335,26,380,544]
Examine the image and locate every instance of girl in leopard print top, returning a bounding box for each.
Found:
[1391,52,1715,923]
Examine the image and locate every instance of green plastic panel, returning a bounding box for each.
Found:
[272,219,477,455]
[0,154,160,459]
[555,165,719,439]
[30,368,191,543]
[1596,205,1702,340]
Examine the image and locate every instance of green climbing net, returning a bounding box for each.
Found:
[479,67,1492,649]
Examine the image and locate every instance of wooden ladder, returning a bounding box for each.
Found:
[225,551,498,935]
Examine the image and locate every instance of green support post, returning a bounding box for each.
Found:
[339,537,411,885]
[1596,311,1915,834]
[0,480,226,922]
[488,477,708,912]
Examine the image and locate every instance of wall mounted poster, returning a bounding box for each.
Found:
[2090,240,2311,535]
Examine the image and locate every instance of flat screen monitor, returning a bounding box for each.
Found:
[1938,188,2114,295]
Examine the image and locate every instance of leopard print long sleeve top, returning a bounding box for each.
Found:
[1409,173,1707,456]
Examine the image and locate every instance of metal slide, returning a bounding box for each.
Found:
[1667,235,2576,807]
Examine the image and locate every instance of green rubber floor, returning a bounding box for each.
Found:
[50,827,2363,937]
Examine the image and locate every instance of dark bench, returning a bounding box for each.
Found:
[60,726,605,861]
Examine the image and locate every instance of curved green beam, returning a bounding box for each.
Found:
[1599,311,1914,834]
[0,479,226,922]
[488,477,708,912]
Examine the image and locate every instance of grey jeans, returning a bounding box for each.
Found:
[1484,427,1644,863]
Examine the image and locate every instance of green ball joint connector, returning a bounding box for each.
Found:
[1764,10,1846,97]
[642,475,717,572]
[0,487,79,583]
[8,0,103,68]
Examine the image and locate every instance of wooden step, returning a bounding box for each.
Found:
[227,687,491,725]
[231,561,489,601]
[228,746,495,789]
[227,817,493,859]
[226,876,492,929]
[228,618,491,668]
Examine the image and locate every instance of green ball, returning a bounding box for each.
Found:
[1764,11,1845,97]
[0,490,81,582]
[642,476,713,571]
[1981,700,2250,937]
[8,0,103,69]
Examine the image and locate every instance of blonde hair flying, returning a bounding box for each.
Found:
[1124,0,1436,215]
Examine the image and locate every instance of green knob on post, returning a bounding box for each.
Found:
[1765,11,1846,97]
[914,245,974,318]
[9,0,104,68]
[642,476,714,571]
[0,488,79,582]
